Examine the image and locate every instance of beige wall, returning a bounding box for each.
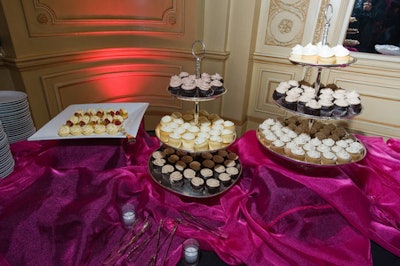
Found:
[0,0,399,138]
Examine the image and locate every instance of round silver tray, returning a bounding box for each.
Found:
[167,87,227,102]
[148,147,242,198]
[256,128,366,167]
[155,124,237,153]
[273,98,363,120]
[289,56,357,68]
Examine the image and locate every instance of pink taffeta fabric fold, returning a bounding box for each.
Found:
[0,128,400,265]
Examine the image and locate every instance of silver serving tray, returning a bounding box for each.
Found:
[167,87,227,102]
[148,147,242,198]
[273,98,363,120]
[289,56,357,68]
[256,128,366,167]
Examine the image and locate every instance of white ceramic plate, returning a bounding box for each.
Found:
[28,102,149,141]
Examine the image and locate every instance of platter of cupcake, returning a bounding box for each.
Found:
[256,116,366,166]
[289,42,356,67]
[148,145,242,198]
[154,110,236,153]
[273,80,362,119]
[168,72,226,101]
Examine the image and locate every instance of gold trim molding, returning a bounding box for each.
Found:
[21,0,184,36]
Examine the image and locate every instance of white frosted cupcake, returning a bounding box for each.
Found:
[321,151,337,165]
[209,135,223,150]
[181,133,195,149]
[168,132,182,148]
[305,150,321,164]
[194,137,208,151]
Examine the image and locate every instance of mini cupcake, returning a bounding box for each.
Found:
[194,137,208,151]
[227,151,239,160]
[283,95,298,111]
[270,139,285,154]
[217,149,229,158]
[175,160,186,172]
[336,149,352,164]
[297,94,311,113]
[181,155,194,164]
[345,146,363,161]
[226,167,239,179]
[209,135,223,150]
[290,146,306,161]
[161,164,175,180]
[190,177,205,192]
[181,133,195,150]
[200,168,213,179]
[181,81,197,97]
[167,154,180,164]
[152,158,166,172]
[301,43,318,64]
[347,97,362,116]
[198,81,213,97]
[168,132,182,148]
[290,44,303,61]
[321,151,337,165]
[169,171,183,188]
[214,164,226,177]
[333,44,350,64]
[212,155,225,164]
[201,152,213,160]
[224,159,236,168]
[206,178,221,194]
[304,99,321,116]
[319,99,334,117]
[318,45,336,64]
[332,99,349,118]
[221,129,235,144]
[202,159,215,169]
[159,125,174,142]
[218,173,232,186]
[305,150,321,164]
[210,79,225,95]
[273,83,289,101]
[152,150,166,160]
[189,161,202,172]
[183,168,196,181]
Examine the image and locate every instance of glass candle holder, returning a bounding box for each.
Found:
[182,238,199,266]
[121,203,136,228]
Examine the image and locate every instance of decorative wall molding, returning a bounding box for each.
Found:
[265,0,309,47]
[21,0,184,36]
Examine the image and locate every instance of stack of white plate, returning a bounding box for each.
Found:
[0,90,36,143]
[0,120,15,178]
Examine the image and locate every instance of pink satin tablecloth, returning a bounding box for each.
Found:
[0,127,399,265]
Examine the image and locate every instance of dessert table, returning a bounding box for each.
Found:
[0,126,400,265]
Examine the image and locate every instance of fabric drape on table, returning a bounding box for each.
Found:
[0,128,399,265]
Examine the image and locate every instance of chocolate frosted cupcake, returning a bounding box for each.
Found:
[212,155,225,164]
[206,178,221,194]
[175,160,187,172]
[189,161,201,172]
[190,177,205,192]
[227,151,238,160]
[202,159,215,169]
[167,154,180,164]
